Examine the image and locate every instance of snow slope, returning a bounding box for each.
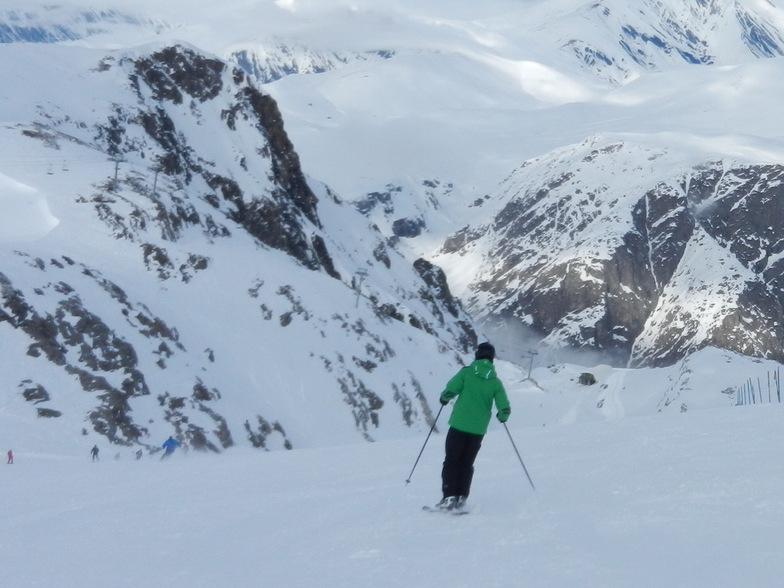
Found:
[3,347,781,586]
[3,398,784,587]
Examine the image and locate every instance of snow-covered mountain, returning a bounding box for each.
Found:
[3,0,784,452]
[0,38,475,453]
[434,139,784,367]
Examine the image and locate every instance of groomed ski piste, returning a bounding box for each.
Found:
[3,353,784,588]
[2,1,784,586]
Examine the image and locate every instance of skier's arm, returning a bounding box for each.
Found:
[495,382,511,422]
[439,368,466,404]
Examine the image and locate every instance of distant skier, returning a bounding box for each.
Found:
[90,445,99,461]
[7,450,13,464]
[135,449,143,460]
[432,342,510,512]
[160,436,181,460]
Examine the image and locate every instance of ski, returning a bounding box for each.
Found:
[422,505,469,516]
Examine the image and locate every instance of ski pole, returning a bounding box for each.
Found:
[503,422,536,491]
[405,404,444,484]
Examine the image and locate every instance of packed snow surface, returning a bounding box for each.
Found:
[3,402,784,587]
[3,353,784,587]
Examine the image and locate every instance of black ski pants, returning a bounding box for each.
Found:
[441,426,483,499]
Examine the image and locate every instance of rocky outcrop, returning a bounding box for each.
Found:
[129,45,326,272]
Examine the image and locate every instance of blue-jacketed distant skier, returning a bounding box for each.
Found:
[160,436,181,460]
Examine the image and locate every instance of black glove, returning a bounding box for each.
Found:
[440,398,449,406]
[497,408,510,423]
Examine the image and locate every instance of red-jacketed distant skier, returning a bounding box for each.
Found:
[433,342,510,512]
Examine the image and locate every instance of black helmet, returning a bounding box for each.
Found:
[475,342,495,362]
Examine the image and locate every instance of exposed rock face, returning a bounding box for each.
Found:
[1,265,159,445]
[437,139,784,367]
[131,45,325,272]
[413,258,476,352]
[636,163,784,366]
[135,47,225,104]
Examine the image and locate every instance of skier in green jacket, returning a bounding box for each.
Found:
[434,342,510,511]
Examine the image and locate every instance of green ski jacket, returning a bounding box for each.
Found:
[440,359,511,436]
